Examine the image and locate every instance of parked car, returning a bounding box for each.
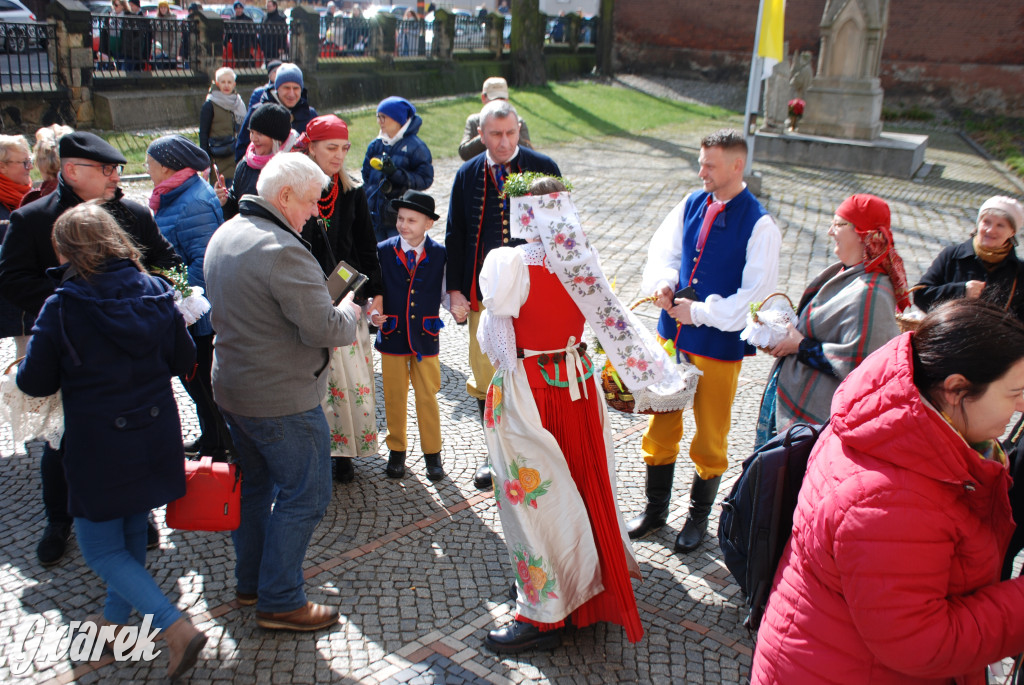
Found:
[0,0,42,53]
[205,3,266,23]
[363,5,406,18]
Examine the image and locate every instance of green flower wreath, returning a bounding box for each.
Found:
[501,172,574,198]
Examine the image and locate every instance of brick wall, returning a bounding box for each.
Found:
[615,0,1024,114]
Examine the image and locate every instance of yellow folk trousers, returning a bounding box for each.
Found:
[466,308,496,401]
[641,354,742,480]
[381,354,442,454]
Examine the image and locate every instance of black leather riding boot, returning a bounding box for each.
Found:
[674,474,722,553]
[626,463,675,540]
[474,398,492,489]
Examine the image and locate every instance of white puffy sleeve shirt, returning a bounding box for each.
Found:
[641,191,782,333]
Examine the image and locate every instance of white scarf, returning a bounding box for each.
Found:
[378,117,411,147]
[206,89,247,126]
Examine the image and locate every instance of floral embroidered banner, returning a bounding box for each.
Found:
[511,193,693,399]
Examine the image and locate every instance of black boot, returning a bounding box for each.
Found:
[484,620,562,654]
[626,463,676,540]
[147,517,160,550]
[473,398,493,490]
[424,453,445,481]
[386,451,406,479]
[37,522,72,567]
[333,457,355,483]
[674,474,722,553]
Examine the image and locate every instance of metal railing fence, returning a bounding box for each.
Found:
[0,23,57,93]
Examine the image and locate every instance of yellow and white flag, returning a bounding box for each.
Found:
[757,0,786,62]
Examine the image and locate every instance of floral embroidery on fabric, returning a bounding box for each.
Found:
[354,383,372,406]
[327,382,346,406]
[510,192,683,394]
[484,376,503,428]
[495,456,552,510]
[331,430,349,447]
[512,545,558,605]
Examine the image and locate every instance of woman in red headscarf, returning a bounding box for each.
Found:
[297,114,383,483]
[755,194,908,446]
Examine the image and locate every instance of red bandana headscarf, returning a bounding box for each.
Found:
[295,114,349,151]
[836,193,910,311]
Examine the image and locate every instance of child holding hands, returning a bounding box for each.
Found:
[370,190,460,481]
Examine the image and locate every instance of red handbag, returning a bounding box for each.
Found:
[166,456,241,532]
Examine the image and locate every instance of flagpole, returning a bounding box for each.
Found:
[743,0,767,178]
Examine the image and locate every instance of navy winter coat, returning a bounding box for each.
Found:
[17,260,196,522]
[361,115,433,239]
[153,173,224,336]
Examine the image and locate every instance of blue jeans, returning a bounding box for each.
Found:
[75,512,181,629]
[222,407,332,613]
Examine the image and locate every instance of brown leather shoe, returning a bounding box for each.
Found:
[84,613,127,658]
[256,601,339,631]
[162,616,207,682]
[235,591,258,606]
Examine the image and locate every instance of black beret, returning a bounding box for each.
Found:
[58,132,127,165]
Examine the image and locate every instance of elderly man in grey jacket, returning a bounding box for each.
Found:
[205,153,360,632]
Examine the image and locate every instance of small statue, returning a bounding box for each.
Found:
[763,58,792,131]
[789,52,813,101]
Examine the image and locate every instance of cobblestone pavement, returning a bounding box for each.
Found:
[1,82,1022,684]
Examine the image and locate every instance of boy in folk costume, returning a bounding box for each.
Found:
[476,177,692,652]
[370,190,457,482]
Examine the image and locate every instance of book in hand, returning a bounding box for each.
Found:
[326,260,368,305]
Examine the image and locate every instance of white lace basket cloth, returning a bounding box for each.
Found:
[741,292,797,352]
[0,358,64,448]
[630,359,702,414]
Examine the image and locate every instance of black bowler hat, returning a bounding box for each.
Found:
[391,190,439,221]
[58,132,127,165]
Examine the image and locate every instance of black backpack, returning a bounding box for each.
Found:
[718,422,822,630]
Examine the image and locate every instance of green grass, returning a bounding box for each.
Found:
[87,80,736,177]
[962,113,1024,180]
[334,80,736,166]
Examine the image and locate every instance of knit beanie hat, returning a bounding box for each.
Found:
[249,103,292,143]
[274,63,303,90]
[376,96,415,126]
[978,196,1024,233]
[147,134,210,172]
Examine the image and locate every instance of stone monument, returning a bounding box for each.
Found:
[753,0,928,178]
[762,56,792,132]
[800,0,887,139]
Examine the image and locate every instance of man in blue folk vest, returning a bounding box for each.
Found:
[627,129,781,553]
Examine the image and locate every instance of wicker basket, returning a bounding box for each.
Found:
[751,292,796,354]
[600,296,701,415]
[896,285,927,333]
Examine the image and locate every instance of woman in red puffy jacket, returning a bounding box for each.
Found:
[752,298,1024,685]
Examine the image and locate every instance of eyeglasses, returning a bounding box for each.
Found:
[4,159,32,169]
[71,162,123,177]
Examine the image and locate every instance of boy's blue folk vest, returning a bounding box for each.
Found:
[375,235,446,361]
[657,188,767,361]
